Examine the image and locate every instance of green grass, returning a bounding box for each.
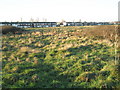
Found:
[2,26,120,88]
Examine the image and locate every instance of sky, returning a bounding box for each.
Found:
[0,0,120,22]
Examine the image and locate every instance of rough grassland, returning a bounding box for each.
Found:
[2,25,120,88]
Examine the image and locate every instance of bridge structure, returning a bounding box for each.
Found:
[0,21,116,28]
[0,22,57,28]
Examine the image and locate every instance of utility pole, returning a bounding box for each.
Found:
[21,17,23,22]
[73,19,75,26]
[79,19,81,22]
[36,17,39,22]
[30,17,34,28]
[30,18,34,22]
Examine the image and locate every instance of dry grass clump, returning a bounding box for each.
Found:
[19,46,40,53]
[58,43,73,50]
[73,25,119,41]
[1,25,24,34]
[117,25,120,48]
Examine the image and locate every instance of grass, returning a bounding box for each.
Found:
[2,25,120,88]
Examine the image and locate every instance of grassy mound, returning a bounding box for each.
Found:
[1,26,24,34]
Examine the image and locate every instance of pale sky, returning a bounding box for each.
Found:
[0,0,120,22]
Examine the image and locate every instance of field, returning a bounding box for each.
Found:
[2,25,120,88]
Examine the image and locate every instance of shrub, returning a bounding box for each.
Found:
[1,25,24,34]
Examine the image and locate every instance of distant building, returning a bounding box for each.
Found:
[57,20,67,27]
